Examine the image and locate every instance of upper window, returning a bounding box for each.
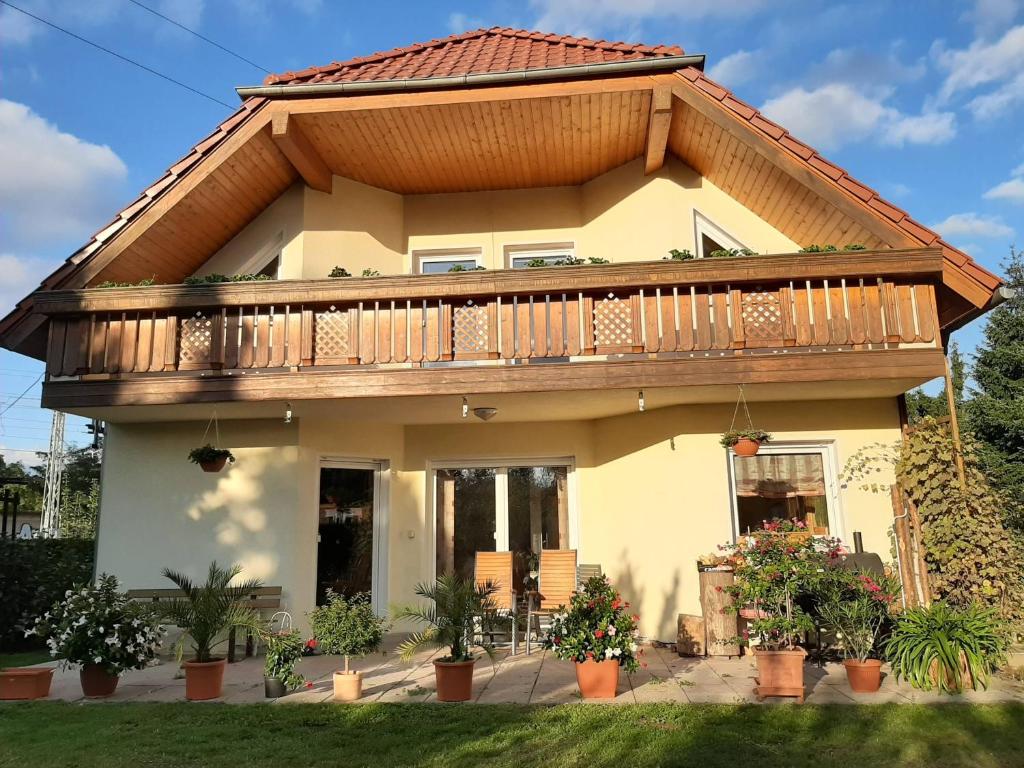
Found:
[729,445,839,538]
[693,211,749,258]
[505,242,576,269]
[414,248,482,274]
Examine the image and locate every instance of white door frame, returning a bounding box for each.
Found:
[316,457,390,616]
[725,441,846,543]
[426,456,579,582]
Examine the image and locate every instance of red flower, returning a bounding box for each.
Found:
[714,586,723,593]
[631,614,640,622]
[594,630,605,639]
[612,599,622,609]
[553,636,562,645]
[305,639,318,649]
[305,682,313,688]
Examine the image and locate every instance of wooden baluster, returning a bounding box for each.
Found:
[811,283,830,345]
[486,299,499,359]
[498,297,516,359]
[106,313,124,374]
[376,301,393,364]
[46,318,68,377]
[516,297,533,360]
[118,313,139,373]
[829,282,849,345]
[409,301,424,365]
[643,291,661,352]
[793,284,812,347]
[61,317,90,376]
[729,289,745,350]
[659,289,678,352]
[254,307,270,368]
[239,309,256,368]
[630,293,644,352]
[299,308,314,366]
[284,306,302,366]
[676,288,694,351]
[896,284,917,343]
[881,280,902,342]
[711,288,731,350]
[393,301,409,363]
[163,315,178,371]
[779,285,797,346]
[532,296,549,358]
[565,294,582,356]
[547,295,565,357]
[915,284,937,344]
[845,283,867,346]
[360,302,376,364]
[90,314,107,373]
[209,309,225,370]
[224,308,241,369]
[440,302,453,361]
[269,307,286,368]
[863,281,885,343]
[136,313,154,373]
[424,301,440,363]
[694,288,712,350]
[581,295,596,355]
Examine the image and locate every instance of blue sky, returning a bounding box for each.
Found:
[1,0,1022,462]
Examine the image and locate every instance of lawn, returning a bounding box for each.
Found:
[0,648,53,668]
[1,703,1023,768]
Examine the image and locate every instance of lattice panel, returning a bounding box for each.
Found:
[741,290,784,341]
[453,300,489,355]
[179,311,213,365]
[593,293,633,347]
[315,306,351,361]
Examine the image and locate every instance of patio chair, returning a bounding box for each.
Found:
[576,563,603,588]
[474,551,518,655]
[526,549,577,654]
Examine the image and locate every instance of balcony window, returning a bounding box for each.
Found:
[505,242,576,269]
[694,211,748,258]
[415,248,482,274]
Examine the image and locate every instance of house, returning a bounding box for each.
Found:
[0,28,1005,640]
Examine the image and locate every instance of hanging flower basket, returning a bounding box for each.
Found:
[188,444,235,473]
[719,429,772,456]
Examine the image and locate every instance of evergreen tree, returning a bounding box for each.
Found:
[905,341,965,423]
[967,246,1024,530]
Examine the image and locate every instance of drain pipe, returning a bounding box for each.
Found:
[236,54,707,99]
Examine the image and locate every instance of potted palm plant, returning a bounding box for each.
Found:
[263,628,305,698]
[394,574,497,702]
[724,520,842,701]
[309,590,388,701]
[816,570,899,692]
[543,576,641,699]
[26,575,164,699]
[187,444,234,473]
[160,562,265,700]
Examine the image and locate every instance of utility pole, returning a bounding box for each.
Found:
[40,411,66,537]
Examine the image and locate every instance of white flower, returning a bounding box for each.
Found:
[607,625,617,637]
[613,648,622,657]
[604,648,614,659]
[629,642,638,653]
[94,656,103,664]
[65,590,72,598]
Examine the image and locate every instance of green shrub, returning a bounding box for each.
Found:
[665,249,694,261]
[309,590,388,671]
[328,266,352,278]
[0,539,95,651]
[183,273,273,285]
[264,629,305,689]
[886,602,1009,693]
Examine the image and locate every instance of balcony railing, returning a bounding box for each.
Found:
[38,249,942,382]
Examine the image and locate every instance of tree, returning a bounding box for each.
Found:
[904,341,965,423]
[967,245,1024,531]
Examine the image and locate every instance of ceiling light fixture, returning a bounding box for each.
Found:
[284,402,293,424]
[473,407,498,422]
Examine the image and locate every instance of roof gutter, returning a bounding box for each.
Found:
[236,53,706,99]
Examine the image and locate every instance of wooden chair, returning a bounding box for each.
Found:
[474,551,518,655]
[576,563,603,588]
[526,549,577,653]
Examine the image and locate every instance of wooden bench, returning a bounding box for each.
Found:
[126,586,282,662]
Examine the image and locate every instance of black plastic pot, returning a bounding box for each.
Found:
[264,676,287,699]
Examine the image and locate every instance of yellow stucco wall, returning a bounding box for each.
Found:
[202,157,798,278]
[96,398,900,640]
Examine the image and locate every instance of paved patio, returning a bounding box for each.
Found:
[18,641,1024,705]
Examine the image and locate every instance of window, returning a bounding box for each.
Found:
[414,248,482,274]
[728,444,841,539]
[693,211,749,258]
[505,242,576,269]
[434,461,573,583]
[255,255,280,279]
[235,231,284,278]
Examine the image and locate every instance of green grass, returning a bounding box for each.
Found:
[0,649,53,668]
[1,703,1023,768]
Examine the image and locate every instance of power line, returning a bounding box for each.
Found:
[126,0,271,74]
[0,0,234,110]
[0,373,42,417]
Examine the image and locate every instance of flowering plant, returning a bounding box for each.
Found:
[29,574,164,674]
[722,518,844,650]
[264,629,305,690]
[543,576,641,672]
[816,569,900,661]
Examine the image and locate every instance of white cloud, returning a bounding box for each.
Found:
[984,163,1024,204]
[0,100,128,249]
[0,0,122,46]
[933,24,1024,119]
[448,12,486,34]
[760,84,956,151]
[0,253,47,317]
[929,212,1014,239]
[530,0,769,36]
[707,50,765,86]
[808,46,926,89]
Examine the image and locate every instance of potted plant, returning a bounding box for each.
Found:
[719,429,772,457]
[263,628,305,698]
[724,520,842,701]
[159,562,265,700]
[187,444,235,473]
[816,569,899,692]
[394,574,497,702]
[886,601,1009,694]
[309,590,388,701]
[28,574,164,698]
[543,576,641,699]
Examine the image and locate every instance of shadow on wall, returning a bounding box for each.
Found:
[607,550,684,642]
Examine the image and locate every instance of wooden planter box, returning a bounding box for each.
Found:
[0,668,53,700]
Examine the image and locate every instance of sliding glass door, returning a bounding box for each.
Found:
[434,461,572,583]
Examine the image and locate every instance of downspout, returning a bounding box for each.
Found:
[236,54,706,99]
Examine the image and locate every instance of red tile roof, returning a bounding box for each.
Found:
[673,67,1003,294]
[263,27,685,86]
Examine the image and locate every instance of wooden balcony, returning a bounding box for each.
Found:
[36,248,947,409]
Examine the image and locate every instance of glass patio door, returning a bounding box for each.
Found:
[435,462,571,584]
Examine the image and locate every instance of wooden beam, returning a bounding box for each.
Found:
[644,86,673,175]
[271,112,332,193]
[40,348,945,409]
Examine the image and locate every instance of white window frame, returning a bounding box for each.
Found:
[236,231,284,278]
[316,456,391,617]
[504,242,577,269]
[426,456,579,582]
[413,247,482,275]
[725,441,846,543]
[693,210,749,258]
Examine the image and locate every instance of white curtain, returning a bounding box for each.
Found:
[734,453,826,498]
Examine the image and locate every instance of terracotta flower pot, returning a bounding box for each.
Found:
[732,438,762,457]
[264,676,287,699]
[333,670,363,701]
[753,647,806,701]
[433,659,475,702]
[199,457,227,473]
[574,658,620,699]
[80,663,119,698]
[0,668,53,700]
[183,658,227,700]
[843,659,882,693]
